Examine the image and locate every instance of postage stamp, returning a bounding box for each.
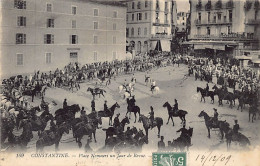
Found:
[152,152,186,166]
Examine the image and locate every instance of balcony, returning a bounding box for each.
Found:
[245,19,260,25]
[254,1,260,9]
[151,33,172,40]
[226,0,234,8]
[194,33,257,40]
[205,2,212,11]
[194,19,232,25]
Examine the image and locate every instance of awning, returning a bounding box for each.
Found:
[194,45,205,50]
[235,56,252,60]
[213,45,225,50]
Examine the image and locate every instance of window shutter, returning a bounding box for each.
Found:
[14,0,17,8]
[44,34,47,44]
[51,35,54,44]
[23,1,26,9]
[17,16,20,26]
[76,36,78,44]
[24,17,26,26]
[24,34,26,44]
[70,35,72,44]
[16,34,19,43]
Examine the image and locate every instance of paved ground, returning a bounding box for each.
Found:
[10,64,260,152]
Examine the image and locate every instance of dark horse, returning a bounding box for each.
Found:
[126,98,140,123]
[249,105,259,123]
[87,87,106,99]
[162,102,188,126]
[98,102,120,125]
[54,104,81,125]
[1,118,15,148]
[138,114,163,140]
[197,87,215,103]
[30,113,54,136]
[73,116,102,148]
[198,110,229,139]
[102,116,130,141]
[172,127,193,151]
[213,85,234,109]
[36,122,70,152]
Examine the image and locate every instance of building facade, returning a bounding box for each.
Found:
[176,12,187,32]
[188,0,260,61]
[125,0,177,54]
[0,0,127,77]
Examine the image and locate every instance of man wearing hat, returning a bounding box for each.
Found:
[91,100,95,112]
[173,99,179,114]
[157,136,165,152]
[113,113,120,128]
[104,100,109,115]
[63,98,67,109]
[213,108,218,126]
[233,120,240,140]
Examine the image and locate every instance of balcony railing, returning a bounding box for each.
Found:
[226,0,234,8]
[194,19,232,25]
[194,33,256,40]
[151,33,172,39]
[245,19,260,25]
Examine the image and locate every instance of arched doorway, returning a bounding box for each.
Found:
[144,41,148,53]
[137,41,141,53]
[130,41,135,52]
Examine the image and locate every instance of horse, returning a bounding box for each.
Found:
[172,127,193,151]
[73,116,102,148]
[196,87,215,103]
[212,85,234,108]
[162,102,188,126]
[224,127,251,150]
[29,113,54,136]
[198,110,229,139]
[249,105,258,123]
[118,85,127,93]
[7,119,33,149]
[126,104,140,123]
[36,122,70,152]
[102,116,130,141]
[138,114,163,140]
[237,93,258,112]
[54,104,81,126]
[98,102,120,126]
[151,85,160,94]
[87,87,106,99]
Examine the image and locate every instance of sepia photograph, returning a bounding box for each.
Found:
[0,0,260,166]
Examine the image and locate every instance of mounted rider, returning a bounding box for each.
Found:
[149,106,154,129]
[113,113,120,128]
[212,108,218,126]
[63,98,67,109]
[104,100,109,116]
[205,83,209,96]
[176,124,192,146]
[151,80,156,91]
[173,99,179,114]
[233,120,240,140]
[91,99,95,112]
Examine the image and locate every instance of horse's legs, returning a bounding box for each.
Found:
[157,126,161,138]
[207,127,211,138]
[134,113,137,123]
[203,97,205,103]
[171,117,174,126]
[93,130,97,143]
[166,116,170,124]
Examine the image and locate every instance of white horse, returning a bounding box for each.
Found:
[123,91,131,99]
[151,86,160,94]
[118,85,127,93]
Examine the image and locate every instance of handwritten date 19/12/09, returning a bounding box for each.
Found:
[195,153,232,166]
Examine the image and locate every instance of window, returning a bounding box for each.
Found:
[14,0,26,9]
[229,10,232,21]
[218,13,221,20]
[182,22,185,25]
[227,26,231,34]
[72,6,77,15]
[44,34,54,44]
[138,27,141,36]
[207,27,211,35]
[131,28,134,36]
[126,28,129,37]
[132,14,134,21]
[156,12,159,19]
[113,36,116,44]
[113,51,117,60]
[145,0,148,8]
[156,0,159,9]
[132,2,135,9]
[165,2,168,10]
[94,51,98,61]
[70,35,78,44]
[197,27,201,35]
[16,33,26,44]
[17,54,23,65]
[17,16,26,26]
[145,13,148,20]
[94,9,98,16]
[94,21,98,29]
[165,14,168,23]
[45,53,52,64]
[198,12,201,20]
[137,13,142,21]
[137,2,141,9]
[72,20,76,28]
[126,14,128,21]
[113,23,117,30]
[94,35,98,44]
[113,11,118,18]
[47,19,54,28]
[255,11,258,20]
[46,3,52,12]
[144,27,147,36]
[208,12,211,22]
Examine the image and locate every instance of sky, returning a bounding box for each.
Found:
[176,0,190,12]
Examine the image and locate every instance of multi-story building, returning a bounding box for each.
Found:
[0,0,127,77]
[188,0,260,63]
[176,12,187,32]
[125,0,177,54]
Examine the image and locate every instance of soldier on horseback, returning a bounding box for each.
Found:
[113,113,120,128]
[176,124,192,146]
[233,120,240,140]
[63,98,67,109]
[104,100,109,116]
[149,106,154,129]
[173,99,179,114]
[205,83,209,96]
[150,80,156,91]
[212,108,218,126]
[91,100,95,112]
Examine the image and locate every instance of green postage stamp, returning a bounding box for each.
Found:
[152,152,186,166]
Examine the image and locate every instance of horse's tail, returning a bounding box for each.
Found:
[181,110,188,115]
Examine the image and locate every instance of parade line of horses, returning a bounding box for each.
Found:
[1,55,258,153]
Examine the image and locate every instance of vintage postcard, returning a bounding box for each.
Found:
[0,0,260,166]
